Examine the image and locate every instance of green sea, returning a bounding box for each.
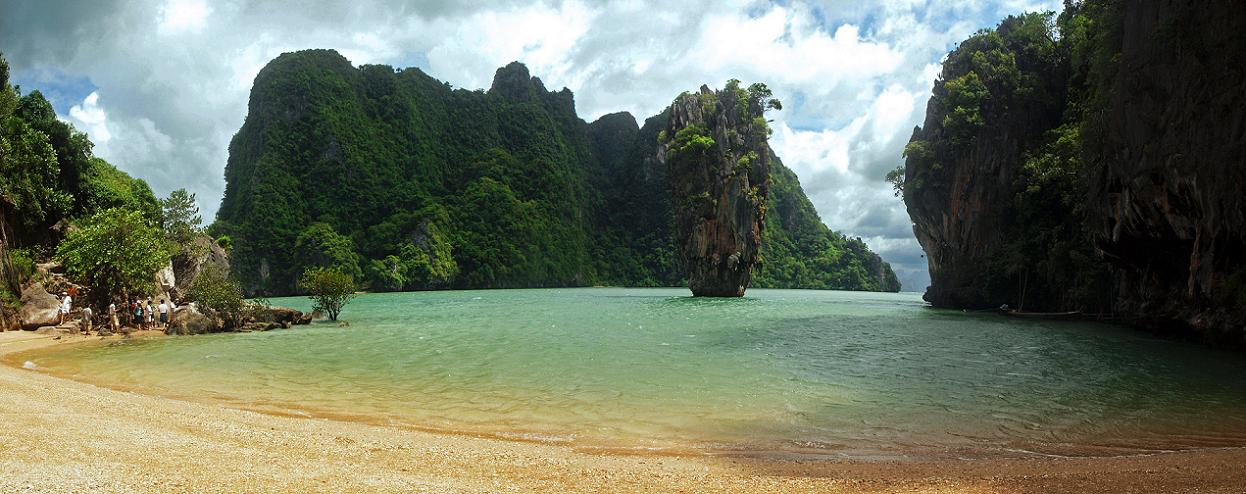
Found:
[18,288,1246,458]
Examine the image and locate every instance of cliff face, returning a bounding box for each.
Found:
[903,13,1068,309]
[217,50,902,295]
[903,1,1246,343]
[1085,0,1246,340]
[661,85,771,297]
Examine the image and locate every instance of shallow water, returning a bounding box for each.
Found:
[19,288,1246,458]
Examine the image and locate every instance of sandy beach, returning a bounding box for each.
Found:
[1,331,1244,493]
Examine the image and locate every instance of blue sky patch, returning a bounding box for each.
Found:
[11,69,97,115]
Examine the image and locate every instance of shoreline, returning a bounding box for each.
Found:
[3,331,1246,492]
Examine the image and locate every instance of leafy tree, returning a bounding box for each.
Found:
[0,118,69,226]
[941,72,990,145]
[79,157,160,219]
[299,267,355,321]
[56,208,171,306]
[160,188,203,252]
[1,57,71,228]
[186,265,245,329]
[0,52,158,252]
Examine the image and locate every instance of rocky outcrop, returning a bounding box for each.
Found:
[903,2,1246,343]
[18,283,61,331]
[167,305,214,335]
[1084,0,1246,341]
[172,235,230,300]
[902,13,1068,309]
[661,84,772,297]
[250,306,306,326]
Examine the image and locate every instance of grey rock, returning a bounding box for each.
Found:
[168,305,214,335]
[19,283,61,331]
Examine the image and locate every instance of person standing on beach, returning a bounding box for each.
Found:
[109,301,119,333]
[158,299,169,329]
[146,299,155,328]
[80,306,93,335]
[58,291,72,325]
[134,299,144,330]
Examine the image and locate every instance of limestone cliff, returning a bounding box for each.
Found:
[902,13,1067,308]
[218,52,900,295]
[902,1,1246,343]
[1084,0,1246,340]
[661,83,774,297]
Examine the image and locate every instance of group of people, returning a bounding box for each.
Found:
[105,298,173,332]
[56,287,174,335]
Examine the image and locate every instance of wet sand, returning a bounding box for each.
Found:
[2,330,1244,493]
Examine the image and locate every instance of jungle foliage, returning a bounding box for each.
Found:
[215,51,900,295]
[0,52,160,250]
[56,208,171,306]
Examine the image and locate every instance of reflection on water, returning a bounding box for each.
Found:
[19,288,1246,458]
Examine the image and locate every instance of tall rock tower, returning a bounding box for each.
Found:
[661,81,779,297]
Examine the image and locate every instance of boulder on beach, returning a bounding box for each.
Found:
[34,326,71,335]
[19,283,61,331]
[168,305,214,335]
[173,235,230,300]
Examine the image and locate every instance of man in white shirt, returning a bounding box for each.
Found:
[59,292,72,325]
[109,302,119,333]
[158,299,169,329]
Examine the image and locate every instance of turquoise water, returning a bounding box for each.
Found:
[21,288,1246,458]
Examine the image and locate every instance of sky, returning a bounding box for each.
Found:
[0,0,1061,292]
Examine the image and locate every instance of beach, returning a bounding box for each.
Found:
[2,331,1245,493]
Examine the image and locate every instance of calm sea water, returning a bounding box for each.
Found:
[19,288,1246,458]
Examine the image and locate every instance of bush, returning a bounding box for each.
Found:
[298,267,356,321]
[187,266,245,329]
[8,247,36,284]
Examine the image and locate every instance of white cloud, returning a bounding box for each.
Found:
[66,91,111,143]
[158,0,212,34]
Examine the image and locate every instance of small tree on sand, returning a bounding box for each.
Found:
[299,267,355,321]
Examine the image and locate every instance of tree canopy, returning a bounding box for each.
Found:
[56,208,171,306]
[299,267,356,321]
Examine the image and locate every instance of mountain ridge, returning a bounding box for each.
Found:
[214,49,900,295]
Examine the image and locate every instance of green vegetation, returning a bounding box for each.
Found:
[56,208,171,306]
[756,159,900,291]
[1,51,159,253]
[186,265,246,328]
[217,52,900,294]
[299,267,356,321]
[160,188,205,257]
[294,222,362,283]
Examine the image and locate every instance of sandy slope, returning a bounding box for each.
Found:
[1,330,1244,493]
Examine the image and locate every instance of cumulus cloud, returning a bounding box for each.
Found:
[66,91,111,143]
[1,0,1063,291]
